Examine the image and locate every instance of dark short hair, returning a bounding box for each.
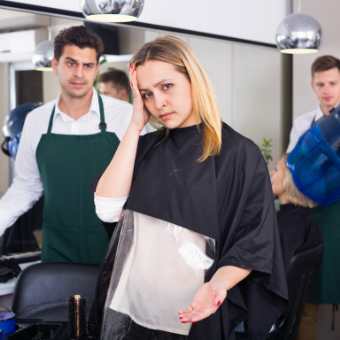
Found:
[54,26,104,63]
[99,69,131,96]
[311,55,340,78]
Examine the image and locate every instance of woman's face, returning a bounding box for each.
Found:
[136,60,200,129]
[270,158,286,197]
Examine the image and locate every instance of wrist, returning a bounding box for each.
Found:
[127,123,143,135]
[210,277,230,291]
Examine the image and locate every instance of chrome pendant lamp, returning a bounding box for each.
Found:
[32,17,53,71]
[80,0,144,23]
[276,0,322,54]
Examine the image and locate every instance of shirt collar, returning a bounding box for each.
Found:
[54,88,100,122]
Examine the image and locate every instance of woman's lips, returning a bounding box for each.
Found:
[160,112,174,120]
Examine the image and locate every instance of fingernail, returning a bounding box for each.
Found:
[192,321,196,323]
[130,82,133,87]
[181,321,186,324]
[217,301,221,306]
[179,317,183,319]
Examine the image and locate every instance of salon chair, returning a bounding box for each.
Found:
[12,262,100,322]
[236,243,324,340]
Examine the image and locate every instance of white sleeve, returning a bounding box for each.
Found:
[0,116,43,234]
[94,194,128,223]
[286,122,300,153]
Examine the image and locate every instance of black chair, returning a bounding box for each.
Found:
[12,262,100,322]
[236,243,324,340]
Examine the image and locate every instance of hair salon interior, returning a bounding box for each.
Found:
[0,0,339,339]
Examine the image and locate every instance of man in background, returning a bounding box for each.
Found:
[287,55,340,152]
[99,69,130,102]
[287,55,340,340]
[0,26,144,264]
[99,69,154,134]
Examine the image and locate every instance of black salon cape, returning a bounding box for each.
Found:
[89,123,288,340]
[277,204,323,275]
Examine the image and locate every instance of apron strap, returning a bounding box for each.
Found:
[98,94,107,132]
[311,114,317,126]
[47,106,56,134]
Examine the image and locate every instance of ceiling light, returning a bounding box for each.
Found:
[32,17,53,71]
[80,0,144,22]
[276,0,322,54]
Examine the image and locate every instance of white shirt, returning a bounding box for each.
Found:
[110,211,209,336]
[286,106,324,153]
[0,89,143,233]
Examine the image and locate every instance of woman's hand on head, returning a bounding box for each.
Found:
[129,65,150,132]
[178,280,227,324]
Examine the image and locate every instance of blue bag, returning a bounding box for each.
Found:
[287,111,340,206]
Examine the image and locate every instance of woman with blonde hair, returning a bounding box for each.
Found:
[91,36,288,340]
[270,153,322,273]
[270,154,322,340]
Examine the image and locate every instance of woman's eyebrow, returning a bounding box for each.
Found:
[139,79,174,91]
[153,78,173,87]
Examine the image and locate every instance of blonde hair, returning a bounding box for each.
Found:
[130,35,222,162]
[282,153,317,208]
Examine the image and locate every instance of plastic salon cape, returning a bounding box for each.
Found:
[90,123,288,340]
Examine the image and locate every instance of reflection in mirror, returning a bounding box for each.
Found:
[0,8,288,258]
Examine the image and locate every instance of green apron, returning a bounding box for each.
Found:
[36,94,120,264]
[307,113,340,303]
[309,202,340,304]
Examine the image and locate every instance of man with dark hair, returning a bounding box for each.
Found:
[287,55,340,340]
[99,69,130,102]
[287,55,340,152]
[54,25,104,63]
[0,25,144,264]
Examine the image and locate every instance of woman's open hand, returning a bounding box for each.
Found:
[129,64,150,132]
[178,280,227,324]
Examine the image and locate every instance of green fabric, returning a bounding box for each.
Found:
[36,94,120,264]
[309,202,340,304]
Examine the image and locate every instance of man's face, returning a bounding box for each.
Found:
[52,45,99,99]
[311,67,340,112]
[99,81,128,101]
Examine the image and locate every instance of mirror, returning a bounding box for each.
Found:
[0,8,290,257]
